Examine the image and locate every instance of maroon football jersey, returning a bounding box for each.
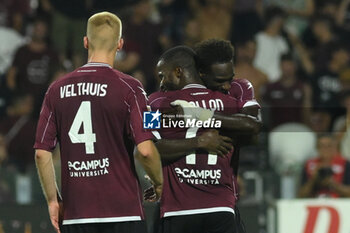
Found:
[34,63,153,225]
[148,84,255,218]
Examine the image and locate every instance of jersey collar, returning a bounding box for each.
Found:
[83,62,112,68]
[182,84,207,89]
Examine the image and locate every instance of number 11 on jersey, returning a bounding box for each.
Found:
[68,101,96,154]
[185,127,217,165]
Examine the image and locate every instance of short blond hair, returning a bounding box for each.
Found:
[87,12,122,51]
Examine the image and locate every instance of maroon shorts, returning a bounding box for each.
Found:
[61,221,147,233]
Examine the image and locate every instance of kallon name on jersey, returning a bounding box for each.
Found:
[60,82,107,98]
[163,118,222,128]
[189,99,224,111]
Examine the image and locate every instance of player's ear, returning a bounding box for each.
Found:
[174,67,182,78]
[84,36,89,49]
[117,38,124,51]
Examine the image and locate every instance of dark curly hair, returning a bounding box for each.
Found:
[194,39,234,74]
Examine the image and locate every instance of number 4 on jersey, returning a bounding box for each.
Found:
[68,101,96,154]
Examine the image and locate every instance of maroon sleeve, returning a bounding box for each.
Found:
[33,85,58,151]
[148,91,167,110]
[126,80,154,145]
[230,79,255,101]
[230,79,261,110]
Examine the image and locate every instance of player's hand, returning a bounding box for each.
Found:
[58,199,64,227]
[143,175,162,202]
[48,201,61,233]
[197,130,233,157]
[144,185,157,202]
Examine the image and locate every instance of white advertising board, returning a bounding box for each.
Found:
[277,199,350,233]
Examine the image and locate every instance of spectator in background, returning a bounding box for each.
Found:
[120,0,165,93]
[262,54,312,130]
[0,77,11,119]
[253,7,289,82]
[334,91,350,160]
[0,133,16,203]
[336,0,350,42]
[316,0,340,21]
[0,21,25,77]
[0,134,7,163]
[40,0,91,68]
[308,109,333,133]
[0,0,31,34]
[6,17,58,114]
[182,18,201,48]
[310,44,347,120]
[158,0,190,46]
[189,0,233,41]
[307,15,339,73]
[234,39,268,101]
[0,17,24,119]
[266,0,315,34]
[298,133,350,198]
[0,94,36,173]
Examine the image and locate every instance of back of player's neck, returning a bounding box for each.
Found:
[186,76,204,86]
[87,52,114,67]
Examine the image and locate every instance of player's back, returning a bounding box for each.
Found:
[35,63,151,224]
[149,84,243,217]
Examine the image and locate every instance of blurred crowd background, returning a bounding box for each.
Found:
[0,0,350,232]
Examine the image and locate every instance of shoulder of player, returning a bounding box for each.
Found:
[231,78,253,89]
[148,91,168,106]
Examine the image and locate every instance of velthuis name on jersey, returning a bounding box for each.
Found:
[60,82,108,98]
[68,158,110,178]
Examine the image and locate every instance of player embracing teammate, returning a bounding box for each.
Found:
[146,41,261,233]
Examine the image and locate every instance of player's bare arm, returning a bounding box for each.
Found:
[240,105,260,119]
[154,129,233,163]
[170,101,262,148]
[210,112,261,133]
[211,111,262,147]
[171,100,261,134]
[134,140,163,201]
[35,149,61,233]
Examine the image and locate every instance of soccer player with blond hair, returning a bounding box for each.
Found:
[34,12,163,233]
